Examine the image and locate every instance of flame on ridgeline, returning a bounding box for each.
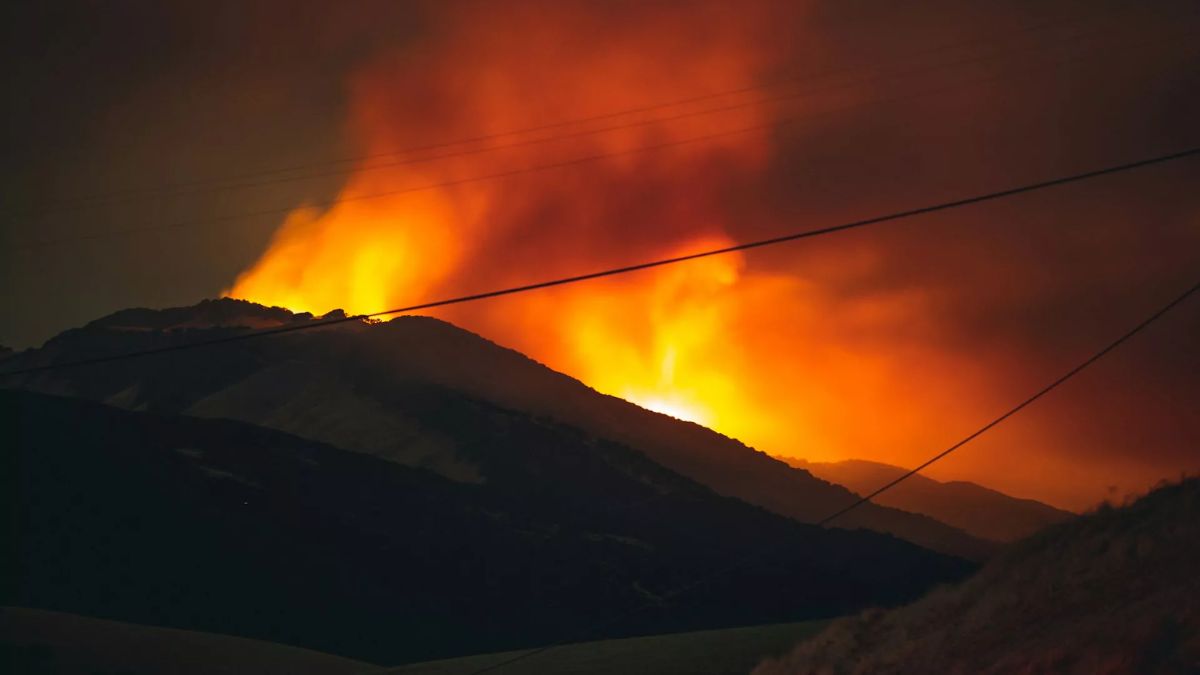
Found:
[227,3,780,425]
[216,0,1200,511]
[226,2,983,464]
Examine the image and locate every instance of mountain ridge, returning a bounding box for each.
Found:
[5,298,994,560]
[780,457,1075,542]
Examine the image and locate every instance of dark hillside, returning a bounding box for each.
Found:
[6,299,992,560]
[2,389,971,664]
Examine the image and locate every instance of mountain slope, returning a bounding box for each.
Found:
[5,298,993,560]
[781,458,1075,542]
[1,389,972,664]
[755,478,1200,675]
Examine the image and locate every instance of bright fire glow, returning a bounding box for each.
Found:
[222,2,1121,509]
[225,2,788,442]
[221,1,919,464]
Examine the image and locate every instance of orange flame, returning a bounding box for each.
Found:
[226,2,792,435]
[217,2,1200,512]
[224,2,992,482]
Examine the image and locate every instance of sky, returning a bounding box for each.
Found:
[2,0,1198,510]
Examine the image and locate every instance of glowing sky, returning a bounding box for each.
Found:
[3,0,1197,510]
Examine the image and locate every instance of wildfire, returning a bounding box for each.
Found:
[225,3,787,434]
[224,2,984,471]
[512,239,760,433]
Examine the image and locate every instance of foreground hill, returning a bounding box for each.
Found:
[385,620,828,675]
[782,458,1075,542]
[3,298,991,560]
[1,389,970,664]
[0,606,820,675]
[0,607,372,675]
[755,478,1200,675]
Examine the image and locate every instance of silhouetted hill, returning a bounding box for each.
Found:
[755,478,1200,675]
[781,458,1075,542]
[5,298,992,560]
[1,389,971,664]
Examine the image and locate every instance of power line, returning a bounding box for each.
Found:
[13,27,1196,251]
[20,5,1115,216]
[460,273,1200,675]
[3,145,1196,378]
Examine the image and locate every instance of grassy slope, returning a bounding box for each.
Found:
[0,606,373,675]
[386,621,828,675]
[755,478,1200,675]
